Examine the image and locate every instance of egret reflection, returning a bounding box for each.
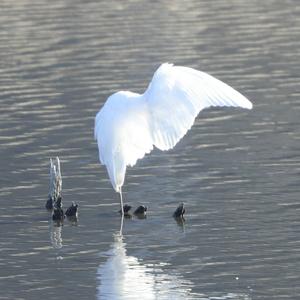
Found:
[97,234,194,300]
[97,230,252,300]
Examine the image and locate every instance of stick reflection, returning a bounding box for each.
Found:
[50,222,63,249]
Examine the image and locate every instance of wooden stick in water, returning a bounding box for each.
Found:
[48,157,62,202]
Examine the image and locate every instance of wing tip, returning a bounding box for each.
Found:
[244,100,253,110]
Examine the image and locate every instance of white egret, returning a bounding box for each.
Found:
[94,63,252,214]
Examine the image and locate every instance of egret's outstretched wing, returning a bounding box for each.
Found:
[144,63,252,151]
[95,63,252,192]
[94,91,153,191]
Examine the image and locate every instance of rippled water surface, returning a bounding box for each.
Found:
[1,0,300,299]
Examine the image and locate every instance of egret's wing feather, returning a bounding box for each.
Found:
[94,92,152,191]
[95,63,252,192]
[144,63,252,150]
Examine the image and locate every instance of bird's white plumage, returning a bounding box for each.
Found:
[95,63,252,192]
[95,91,153,190]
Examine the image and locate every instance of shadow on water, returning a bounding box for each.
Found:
[174,216,186,230]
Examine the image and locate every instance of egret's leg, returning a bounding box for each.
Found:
[119,188,124,235]
[119,188,124,215]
